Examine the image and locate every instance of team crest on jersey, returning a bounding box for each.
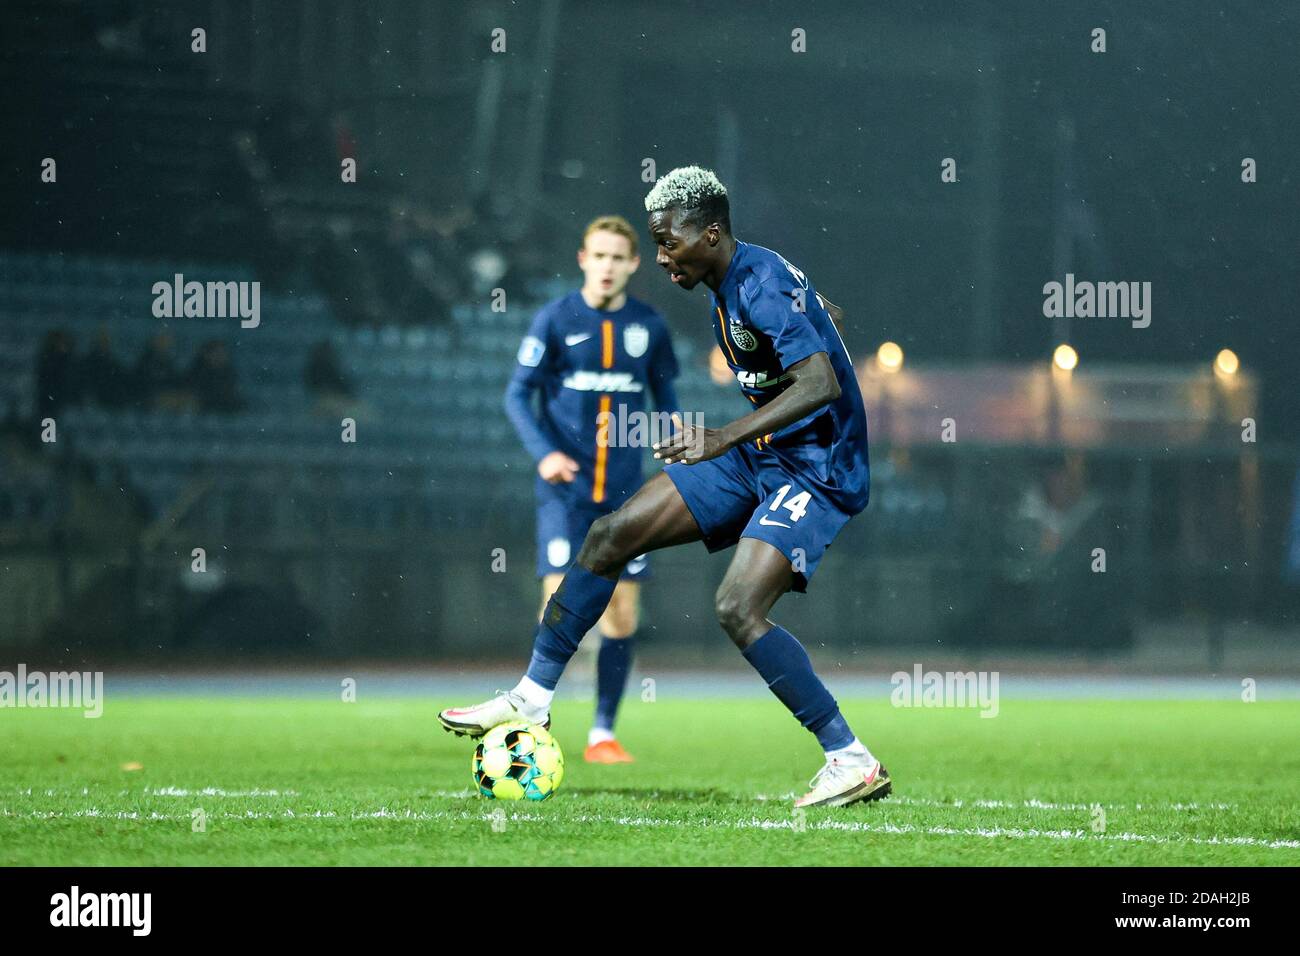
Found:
[547,537,571,569]
[517,335,545,367]
[623,323,649,358]
[729,318,758,352]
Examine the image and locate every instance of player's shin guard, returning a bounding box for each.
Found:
[525,565,618,690]
[594,632,636,731]
[742,624,855,752]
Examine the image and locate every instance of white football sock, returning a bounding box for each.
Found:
[512,676,554,713]
[587,727,615,746]
[825,738,873,764]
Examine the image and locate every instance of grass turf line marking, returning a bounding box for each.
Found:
[9,787,1241,812]
[3,807,1296,850]
[761,794,1237,812]
[145,787,300,797]
[421,789,1237,812]
[894,797,1242,812]
[11,787,301,798]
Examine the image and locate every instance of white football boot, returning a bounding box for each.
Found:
[438,690,550,738]
[793,756,892,809]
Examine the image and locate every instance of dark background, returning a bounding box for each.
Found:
[1,0,1297,671]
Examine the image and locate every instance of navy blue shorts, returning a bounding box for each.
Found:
[664,443,858,592]
[535,490,650,581]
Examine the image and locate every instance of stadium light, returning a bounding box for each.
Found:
[876,341,904,373]
[1214,348,1240,378]
[1052,343,1078,372]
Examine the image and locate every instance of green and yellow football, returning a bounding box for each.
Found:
[472,721,564,801]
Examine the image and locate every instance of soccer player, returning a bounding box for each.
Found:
[443,167,889,808]
[502,215,682,763]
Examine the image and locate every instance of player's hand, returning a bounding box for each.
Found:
[538,451,579,483]
[653,418,731,465]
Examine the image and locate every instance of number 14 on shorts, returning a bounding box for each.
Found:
[758,484,810,528]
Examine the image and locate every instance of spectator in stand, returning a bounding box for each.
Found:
[34,329,78,420]
[134,332,190,411]
[188,339,246,414]
[79,327,132,409]
[305,339,368,419]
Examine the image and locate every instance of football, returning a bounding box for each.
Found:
[472,721,564,801]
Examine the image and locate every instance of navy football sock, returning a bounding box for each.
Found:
[526,565,618,690]
[741,624,855,752]
[593,632,636,731]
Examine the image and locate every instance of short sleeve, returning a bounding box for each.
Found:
[745,277,827,370]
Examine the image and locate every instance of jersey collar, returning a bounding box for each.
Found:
[573,289,632,319]
[714,240,748,303]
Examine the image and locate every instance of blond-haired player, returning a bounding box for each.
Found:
[502,215,681,762]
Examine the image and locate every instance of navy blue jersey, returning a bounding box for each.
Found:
[711,241,870,512]
[506,291,680,508]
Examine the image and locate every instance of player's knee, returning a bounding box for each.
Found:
[714,585,762,648]
[579,513,632,576]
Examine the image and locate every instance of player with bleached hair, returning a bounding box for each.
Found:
[443,167,889,808]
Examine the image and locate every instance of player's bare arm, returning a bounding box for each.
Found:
[652,351,839,464]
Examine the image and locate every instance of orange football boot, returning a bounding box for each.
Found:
[583,739,635,763]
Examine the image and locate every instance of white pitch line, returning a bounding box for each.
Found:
[776,795,1238,812]
[430,789,1236,813]
[8,786,1240,813]
[2,806,1295,851]
[10,787,301,798]
[146,787,300,797]
[422,789,1238,812]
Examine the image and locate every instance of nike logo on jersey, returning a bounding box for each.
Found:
[565,333,593,346]
[758,515,791,528]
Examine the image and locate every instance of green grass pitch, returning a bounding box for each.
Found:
[2,697,1297,866]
